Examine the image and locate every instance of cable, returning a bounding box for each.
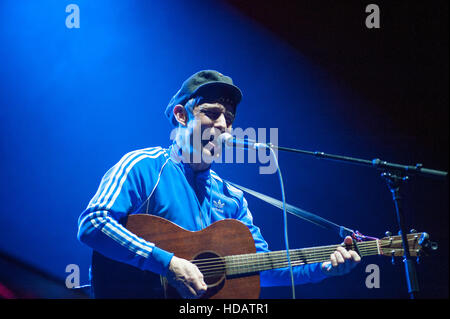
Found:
[268,145,296,299]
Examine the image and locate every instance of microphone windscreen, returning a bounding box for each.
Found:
[218,133,233,146]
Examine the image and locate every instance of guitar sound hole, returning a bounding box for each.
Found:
[192,251,225,287]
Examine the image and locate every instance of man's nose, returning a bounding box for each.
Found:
[213,113,227,132]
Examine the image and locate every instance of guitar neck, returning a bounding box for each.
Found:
[224,240,380,276]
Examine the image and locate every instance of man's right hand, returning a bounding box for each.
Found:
[166,256,207,299]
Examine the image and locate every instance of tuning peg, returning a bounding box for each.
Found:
[430,241,438,251]
[385,231,392,237]
[391,251,395,265]
[416,256,420,264]
[410,229,417,234]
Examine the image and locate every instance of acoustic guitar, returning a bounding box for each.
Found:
[91,214,434,299]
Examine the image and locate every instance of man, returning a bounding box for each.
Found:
[77,70,360,299]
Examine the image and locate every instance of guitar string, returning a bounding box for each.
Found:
[200,256,372,278]
[197,246,380,272]
[201,249,381,277]
[190,241,381,268]
[193,240,411,277]
[191,239,410,269]
[193,246,379,272]
[193,246,381,274]
[198,247,382,278]
[198,250,379,278]
[193,245,382,277]
[191,241,375,264]
[197,244,408,278]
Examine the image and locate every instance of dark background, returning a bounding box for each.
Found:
[0,0,448,299]
[223,0,449,299]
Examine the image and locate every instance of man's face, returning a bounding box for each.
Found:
[185,98,235,164]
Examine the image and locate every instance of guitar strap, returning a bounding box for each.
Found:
[224,180,355,239]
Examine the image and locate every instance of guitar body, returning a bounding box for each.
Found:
[91,214,260,299]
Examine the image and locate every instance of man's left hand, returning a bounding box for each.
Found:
[321,236,361,276]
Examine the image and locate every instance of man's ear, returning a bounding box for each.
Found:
[173,104,188,126]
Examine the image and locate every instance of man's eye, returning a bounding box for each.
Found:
[201,109,234,125]
[202,110,220,119]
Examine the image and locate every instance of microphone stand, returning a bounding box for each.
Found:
[267,143,447,299]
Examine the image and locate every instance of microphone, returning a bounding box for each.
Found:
[218,133,268,150]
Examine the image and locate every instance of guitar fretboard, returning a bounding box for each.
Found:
[193,240,380,278]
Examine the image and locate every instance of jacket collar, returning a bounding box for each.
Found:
[168,142,211,180]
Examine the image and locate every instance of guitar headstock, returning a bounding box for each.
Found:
[379,232,438,257]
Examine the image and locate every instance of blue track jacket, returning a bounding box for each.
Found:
[78,144,327,287]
